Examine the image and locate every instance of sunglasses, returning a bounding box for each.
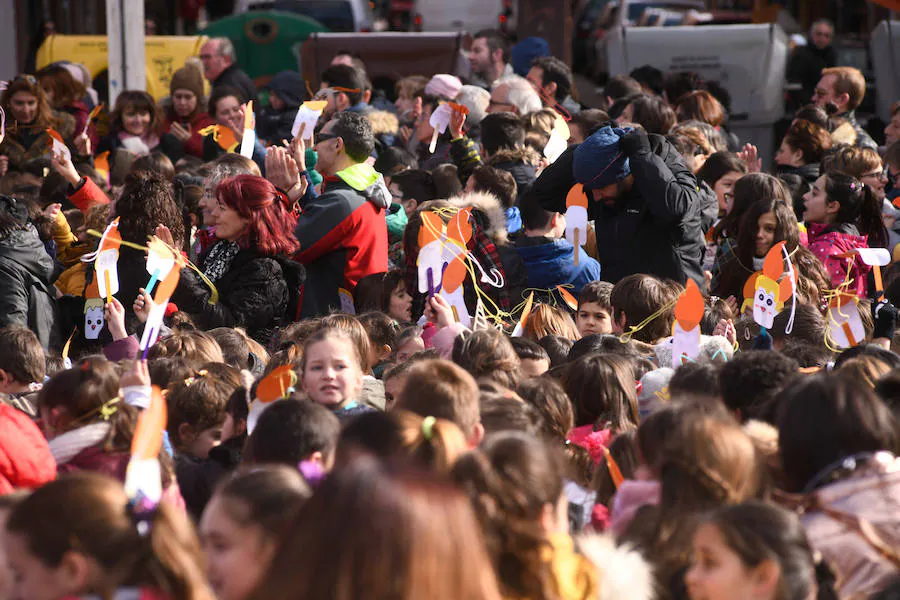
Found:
[316,132,339,143]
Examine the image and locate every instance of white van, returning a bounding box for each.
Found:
[413,0,511,33]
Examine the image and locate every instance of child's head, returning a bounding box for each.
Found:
[354,271,411,323]
[467,166,517,210]
[509,337,550,379]
[395,358,482,447]
[244,400,341,469]
[394,326,425,362]
[610,274,680,343]
[392,409,469,474]
[37,357,132,440]
[319,313,373,373]
[576,281,614,337]
[536,335,573,368]
[0,325,45,392]
[167,366,242,459]
[357,311,400,367]
[207,328,269,374]
[736,197,799,262]
[300,328,364,410]
[381,348,440,409]
[148,330,225,371]
[685,502,816,600]
[804,172,886,246]
[478,385,543,437]
[201,466,311,600]
[451,432,566,598]
[451,329,521,389]
[723,173,792,240]
[560,353,639,431]
[523,303,580,341]
[719,351,800,423]
[5,473,207,600]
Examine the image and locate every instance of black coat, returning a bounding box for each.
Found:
[212,64,258,106]
[0,227,58,349]
[171,244,305,346]
[524,133,705,286]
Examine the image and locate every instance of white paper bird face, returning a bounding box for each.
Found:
[753,288,777,329]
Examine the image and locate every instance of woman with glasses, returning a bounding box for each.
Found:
[0,74,75,173]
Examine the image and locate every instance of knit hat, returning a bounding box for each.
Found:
[510,37,551,77]
[637,367,674,420]
[425,74,462,101]
[573,126,631,189]
[653,334,735,372]
[170,63,205,100]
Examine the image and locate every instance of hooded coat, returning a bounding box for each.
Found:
[0,221,58,349]
[294,163,390,318]
[524,130,705,286]
[257,71,306,145]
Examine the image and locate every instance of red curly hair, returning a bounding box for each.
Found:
[215,175,300,256]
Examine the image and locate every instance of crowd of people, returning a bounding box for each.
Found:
[0,20,899,600]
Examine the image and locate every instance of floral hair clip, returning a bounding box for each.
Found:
[184,369,209,387]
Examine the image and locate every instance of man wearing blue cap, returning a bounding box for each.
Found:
[523,125,705,286]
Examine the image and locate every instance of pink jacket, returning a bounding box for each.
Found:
[801,452,900,599]
[805,222,871,297]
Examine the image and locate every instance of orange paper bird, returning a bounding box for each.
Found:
[565,183,589,209]
[87,102,104,122]
[449,102,470,115]
[565,184,589,266]
[557,286,578,312]
[200,125,238,152]
[442,208,473,294]
[257,365,298,403]
[512,291,535,337]
[131,386,167,461]
[418,211,443,248]
[46,127,66,147]
[674,279,704,331]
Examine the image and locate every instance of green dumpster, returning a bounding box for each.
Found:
[201,11,328,91]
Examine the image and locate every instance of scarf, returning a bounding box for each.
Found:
[48,422,111,466]
[201,240,240,283]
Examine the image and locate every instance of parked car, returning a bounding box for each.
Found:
[407,0,513,34]
[237,0,376,32]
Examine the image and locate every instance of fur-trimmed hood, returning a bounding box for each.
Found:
[578,533,655,600]
[366,110,399,136]
[446,190,508,245]
[487,146,542,167]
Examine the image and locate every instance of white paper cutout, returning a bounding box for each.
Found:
[827,299,865,349]
[428,102,453,153]
[139,302,166,350]
[544,116,570,163]
[339,288,356,314]
[670,322,701,367]
[96,249,120,300]
[84,301,105,340]
[291,101,327,139]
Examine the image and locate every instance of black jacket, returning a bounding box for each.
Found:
[212,64,258,106]
[787,44,837,105]
[0,227,58,349]
[777,162,820,185]
[171,244,305,346]
[524,132,705,286]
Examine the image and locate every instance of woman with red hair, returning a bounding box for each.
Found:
[167,174,305,345]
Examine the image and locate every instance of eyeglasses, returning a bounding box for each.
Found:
[860,169,888,181]
[316,132,339,143]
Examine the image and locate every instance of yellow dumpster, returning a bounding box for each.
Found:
[35,34,210,101]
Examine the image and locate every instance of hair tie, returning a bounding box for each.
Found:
[99,396,121,421]
[421,416,436,441]
[184,369,208,387]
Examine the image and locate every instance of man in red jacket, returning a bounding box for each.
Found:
[294,111,390,317]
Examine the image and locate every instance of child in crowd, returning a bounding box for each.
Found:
[610,274,681,344]
[576,280,614,337]
[201,467,311,600]
[4,473,212,599]
[0,325,46,416]
[353,270,413,323]
[395,358,483,448]
[357,311,400,378]
[167,365,242,519]
[803,172,887,295]
[509,337,551,378]
[244,399,340,471]
[300,328,375,421]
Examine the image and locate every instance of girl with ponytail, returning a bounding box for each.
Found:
[803,172,887,296]
[3,472,212,600]
[452,432,599,600]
